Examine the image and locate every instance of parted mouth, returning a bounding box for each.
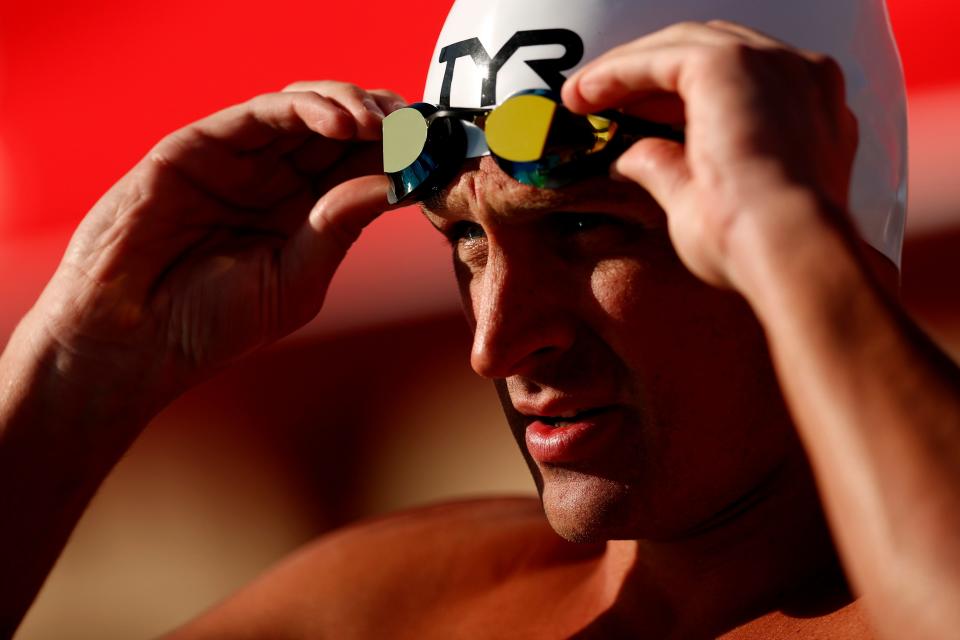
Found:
[528,406,613,428]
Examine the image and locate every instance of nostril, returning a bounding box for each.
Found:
[531,345,557,358]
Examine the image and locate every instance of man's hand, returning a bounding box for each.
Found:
[0,81,404,636]
[30,81,405,410]
[565,22,960,640]
[562,20,859,291]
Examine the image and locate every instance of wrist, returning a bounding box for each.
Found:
[0,307,161,634]
[725,188,865,323]
[3,306,172,431]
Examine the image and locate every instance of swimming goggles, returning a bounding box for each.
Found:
[382,89,684,205]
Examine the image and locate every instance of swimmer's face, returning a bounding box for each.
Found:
[421,158,799,542]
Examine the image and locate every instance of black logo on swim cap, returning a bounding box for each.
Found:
[437,29,584,107]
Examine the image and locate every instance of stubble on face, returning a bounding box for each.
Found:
[422,158,799,544]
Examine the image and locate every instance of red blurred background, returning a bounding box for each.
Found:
[2,1,959,638]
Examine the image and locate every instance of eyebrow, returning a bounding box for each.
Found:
[419,182,598,220]
[419,191,446,215]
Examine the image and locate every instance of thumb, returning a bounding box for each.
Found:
[611,138,690,212]
[281,174,392,315]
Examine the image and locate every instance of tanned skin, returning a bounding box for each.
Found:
[2,21,959,639]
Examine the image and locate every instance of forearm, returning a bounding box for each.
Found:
[734,199,960,638]
[0,310,155,636]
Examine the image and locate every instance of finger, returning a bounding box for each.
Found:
[563,44,690,114]
[620,92,686,125]
[562,21,764,114]
[152,91,369,209]
[369,89,409,115]
[803,52,850,123]
[150,129,309,210]
[249,142,382,234]
[280,175,394,319]
[703,20,790,50]
[562,23,719,106]
[212,188,318,238]
[261,130,315,157]
[286,137,351,175]
[610,138,690,213]
[308,143,383,191]
[191,91,357,151]
[284,80,385,141]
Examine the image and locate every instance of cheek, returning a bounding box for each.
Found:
[589,255,693,390]
[587,237,689,328]
[588,244,773,418]
[588,249,792,502]
[589,258,648,324]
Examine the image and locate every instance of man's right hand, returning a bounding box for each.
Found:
[24,81,405,410]
[0,82,404,634]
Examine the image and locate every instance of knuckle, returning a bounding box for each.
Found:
[843,107,860,143]
[335,82,367,101]
[281,80,335,93]
[371,88,405,103]
[312,199,358,253]
[281,80,367,102]
[817,54,846,86]
[291,91,339,118]
[716,39,755,60]
[805,50,832,66]
[705,18,737,31]
[245,92,273,109]
[689,39,748,71]
[258,91,354,136]
[804,51,839,73]
[802,53,848,105]
[712,40,740,61]
[122,162,158,210]
[666,20,707,36]
[244,91,294,116]
[143,135,183,180]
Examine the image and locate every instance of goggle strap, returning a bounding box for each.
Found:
[610,113,685,144]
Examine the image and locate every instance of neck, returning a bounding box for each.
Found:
[591,454,851,638]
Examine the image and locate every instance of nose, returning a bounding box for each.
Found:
[468,247,577,379]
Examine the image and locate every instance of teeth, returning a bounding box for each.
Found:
[533,408,607,425]
[539,410,582,427]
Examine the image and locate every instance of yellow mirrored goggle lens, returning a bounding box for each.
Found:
[586,114,615,150]
[485,94,557,163]
[383,108,429,173]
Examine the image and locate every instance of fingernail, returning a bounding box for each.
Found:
[363,98,384,118]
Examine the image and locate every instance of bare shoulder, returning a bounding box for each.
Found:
[163,496,580,639]
[719,599,875,639]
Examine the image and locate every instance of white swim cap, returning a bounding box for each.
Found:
[423,0,908,268]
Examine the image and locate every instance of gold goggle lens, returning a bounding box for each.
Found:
[484,94,557,163]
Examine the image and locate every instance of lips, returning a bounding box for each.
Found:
[523,406,622,464]
[535,406,609,428]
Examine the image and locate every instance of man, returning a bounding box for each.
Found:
[2,0,959,637]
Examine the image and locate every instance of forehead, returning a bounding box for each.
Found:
[419,157,661,224]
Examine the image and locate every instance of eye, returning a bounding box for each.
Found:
[552,212,621,236]
[445,220,488,270]
[446,221,486,246]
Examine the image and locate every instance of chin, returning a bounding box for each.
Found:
[539,470,651,543]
